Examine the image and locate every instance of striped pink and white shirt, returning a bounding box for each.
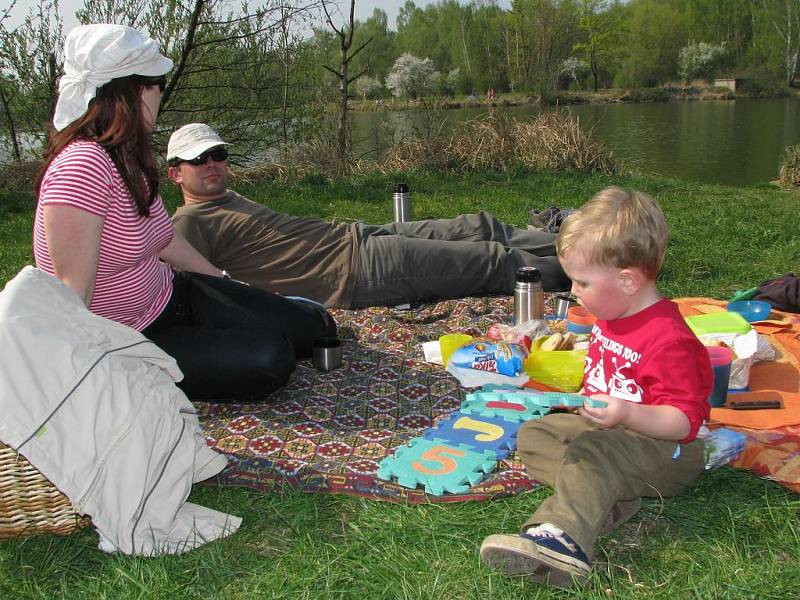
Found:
[33,140,174,331]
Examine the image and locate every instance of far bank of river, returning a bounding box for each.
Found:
[351,96,800,187]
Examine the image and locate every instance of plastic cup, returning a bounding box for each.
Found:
[566,305,596,334]
[439,333,473,366]
[707,346,733,407]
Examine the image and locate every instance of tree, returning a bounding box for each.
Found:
[0,0,62,163]
[77,0,320,155]
[384,53,440,99]
[0,0,322,162]
[561,56,588,89]
[321,0,373,161]
[574,0,622,92]
[770,0,800,85]
[509,0,580,98]
[348,8,396,85]
[619,0,687,88]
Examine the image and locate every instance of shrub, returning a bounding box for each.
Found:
[679,42,727,82]
[378,111,625,175]
[777,144,800,189]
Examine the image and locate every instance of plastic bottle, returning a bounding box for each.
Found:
[513,266,544,325]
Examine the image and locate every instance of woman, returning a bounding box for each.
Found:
[33,24,335,400]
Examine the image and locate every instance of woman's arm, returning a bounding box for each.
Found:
[159,230,224,277]
[43,204,104,306]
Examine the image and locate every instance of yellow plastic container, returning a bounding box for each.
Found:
[524,335,587,392]
[439,333,474,366]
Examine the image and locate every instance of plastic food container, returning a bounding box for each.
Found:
[685,312,751,337]
[524,335,587,392]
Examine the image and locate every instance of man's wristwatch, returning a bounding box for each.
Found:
[221,270,232,280]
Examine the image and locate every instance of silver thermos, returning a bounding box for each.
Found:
[513,266,544,325]
[393,182,412,222]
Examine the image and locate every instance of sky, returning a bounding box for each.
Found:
[4,1,510,34]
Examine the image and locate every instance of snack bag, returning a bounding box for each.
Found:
[450,338,528,377]
[485,319,550,350]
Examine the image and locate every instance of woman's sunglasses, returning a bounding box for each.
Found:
[180,147,229,166]
[142,75,167,92]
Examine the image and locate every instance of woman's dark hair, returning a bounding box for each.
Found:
[36,75,163,217]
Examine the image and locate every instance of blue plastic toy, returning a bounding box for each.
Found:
[423,411,520,458]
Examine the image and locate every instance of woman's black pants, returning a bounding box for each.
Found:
[142,271,336,401]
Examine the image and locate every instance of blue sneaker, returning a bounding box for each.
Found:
[480,523,590,588]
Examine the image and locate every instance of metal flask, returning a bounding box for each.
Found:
[513,266,544,325]
[393,182,412,222]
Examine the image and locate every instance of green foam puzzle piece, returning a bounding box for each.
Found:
[460,392,548,422]
[376,438,497,496]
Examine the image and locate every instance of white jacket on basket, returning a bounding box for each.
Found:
[0,266,240,555]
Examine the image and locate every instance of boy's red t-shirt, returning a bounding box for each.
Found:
[582,298,712,442]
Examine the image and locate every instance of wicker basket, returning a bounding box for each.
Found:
[0,441,90,539]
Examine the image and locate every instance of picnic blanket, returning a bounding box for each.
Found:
[677,298,800,494]
[198,296,541,503]
[198,296,800,501]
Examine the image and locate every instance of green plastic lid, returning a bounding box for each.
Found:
[685,311,752,336]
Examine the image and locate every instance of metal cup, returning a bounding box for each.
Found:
[312,337,343,371]
[555,294,574,320]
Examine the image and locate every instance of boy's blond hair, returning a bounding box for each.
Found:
[556,187,668,281]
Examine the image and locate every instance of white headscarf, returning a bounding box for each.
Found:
[53,24,173,131]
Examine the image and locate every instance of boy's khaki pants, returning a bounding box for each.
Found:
[517,413,705,559]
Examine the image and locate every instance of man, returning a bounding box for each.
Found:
[167,123,570,309]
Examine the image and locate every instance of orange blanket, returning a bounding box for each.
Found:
[677,298,800,493]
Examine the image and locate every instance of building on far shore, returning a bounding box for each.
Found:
[714,78,741,92]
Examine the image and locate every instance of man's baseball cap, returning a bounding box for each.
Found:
[167,123,229,161]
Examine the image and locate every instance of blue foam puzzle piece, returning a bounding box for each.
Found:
[423,411,520,458]
[376,438,497,496]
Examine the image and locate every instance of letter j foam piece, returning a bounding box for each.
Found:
[423,411,520,459]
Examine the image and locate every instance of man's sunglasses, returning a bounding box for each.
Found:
[172,147,228,167]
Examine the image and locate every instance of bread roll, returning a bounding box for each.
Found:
[540,333,563,351]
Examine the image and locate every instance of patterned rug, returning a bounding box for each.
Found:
[197,295,551,503]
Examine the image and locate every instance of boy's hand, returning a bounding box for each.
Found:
[579,396,691,441]
[579,394,631,428]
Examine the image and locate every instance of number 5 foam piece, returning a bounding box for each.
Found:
[376,438,497,496]
[423,411,520,458]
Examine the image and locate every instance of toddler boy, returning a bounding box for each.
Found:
[480,187,712,588]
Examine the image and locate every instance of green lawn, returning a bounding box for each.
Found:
[2,170,799,599]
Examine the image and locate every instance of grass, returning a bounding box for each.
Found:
[2,169,800,598]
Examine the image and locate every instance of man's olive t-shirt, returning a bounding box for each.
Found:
[172,190,358,307]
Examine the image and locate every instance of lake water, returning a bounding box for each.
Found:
[352,98,800,187]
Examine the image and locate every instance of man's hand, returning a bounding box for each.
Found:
[579,394,631,429]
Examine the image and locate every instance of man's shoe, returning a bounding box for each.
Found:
[599,497,642,536]
[528,206,576,233]
[480,523,590,588]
